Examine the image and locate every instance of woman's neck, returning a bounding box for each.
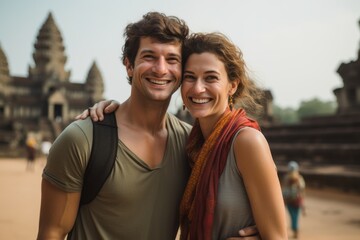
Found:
[198,108,230,139]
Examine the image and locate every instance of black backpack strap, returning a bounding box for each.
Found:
[67,112,117,239]
[80,111,118,205]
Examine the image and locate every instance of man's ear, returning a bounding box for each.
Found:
[124,58,133,78]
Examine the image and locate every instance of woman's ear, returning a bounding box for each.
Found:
[124,58,133,78]
[229,79,240,95]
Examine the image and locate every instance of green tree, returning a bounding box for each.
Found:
[297,98,336,119]
[273,105,299,124]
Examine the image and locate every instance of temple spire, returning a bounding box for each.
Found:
[0,43,10,79]
[86,61,104,102]
[358,19,360,59]
[0,43,11,97]
[28,12,70,82]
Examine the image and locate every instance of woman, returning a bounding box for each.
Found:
[282,161,306,239]
[178,32,286,240]
[80,32,287,240]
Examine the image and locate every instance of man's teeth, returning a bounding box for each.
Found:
[192,98,210,104]
[150,79,168,85]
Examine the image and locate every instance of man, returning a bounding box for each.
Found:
[38,12,258,240]
[25,134,37,171]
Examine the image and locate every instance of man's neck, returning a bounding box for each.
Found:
[116,98,169,133]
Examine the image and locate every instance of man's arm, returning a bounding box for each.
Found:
[37,179,80,240]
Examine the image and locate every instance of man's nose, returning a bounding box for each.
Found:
[153,57,167,75]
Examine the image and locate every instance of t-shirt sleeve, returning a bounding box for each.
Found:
[42,118,93,192]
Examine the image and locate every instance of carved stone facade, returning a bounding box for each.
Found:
[0,12,105,155]
[334,20,360,115]
[262,19,360,193]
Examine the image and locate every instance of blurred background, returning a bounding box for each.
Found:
[0,0,360,239]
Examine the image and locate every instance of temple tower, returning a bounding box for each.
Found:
[86,61,105,103]
[0,44,11,118]
[0,44,10,95]
[334,19,360,114]
[28,12,70,83]
[0,11,106,156]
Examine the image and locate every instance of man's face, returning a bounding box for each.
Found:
[126,37,182,102]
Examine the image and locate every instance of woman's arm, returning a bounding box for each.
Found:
[234,128,287,240]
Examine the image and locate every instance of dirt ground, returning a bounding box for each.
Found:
[1,157,360,240]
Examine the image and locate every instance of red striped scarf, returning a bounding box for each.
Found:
[180,109,260,240]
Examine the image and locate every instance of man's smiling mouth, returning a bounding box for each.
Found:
[148,79,170,85]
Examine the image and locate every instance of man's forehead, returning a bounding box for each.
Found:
[139,37,182,51]
[141,36,181,44]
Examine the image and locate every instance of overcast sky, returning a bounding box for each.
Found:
[1,0,359,113]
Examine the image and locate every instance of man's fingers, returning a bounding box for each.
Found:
[93,100,111,120]
[104,100,120,113]
[239,225,258,236]
[74,99,118,121]
[75,109,90,120]
[225,225,260,240]
[226,237,260,240]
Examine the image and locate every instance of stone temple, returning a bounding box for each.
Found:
[262,19,360,193]
[0,12,105,156]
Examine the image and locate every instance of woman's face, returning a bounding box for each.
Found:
[181,52,238,121]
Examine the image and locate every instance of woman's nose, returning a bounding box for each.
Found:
[192,79,206,93]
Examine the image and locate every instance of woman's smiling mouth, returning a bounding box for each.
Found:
[191,97,211,104]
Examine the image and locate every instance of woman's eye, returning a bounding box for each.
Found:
[183,75,195,81]
[206,75,217,81]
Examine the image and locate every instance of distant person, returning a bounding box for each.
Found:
[282,161,306,239]
[25,135,37,171]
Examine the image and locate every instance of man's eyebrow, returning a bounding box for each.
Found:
[138,49,181,60]
[139,49,155,55]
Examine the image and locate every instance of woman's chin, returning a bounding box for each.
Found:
[187,109,211,119]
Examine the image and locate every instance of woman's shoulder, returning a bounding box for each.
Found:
[233,127,266,148]
[233,127,273,171]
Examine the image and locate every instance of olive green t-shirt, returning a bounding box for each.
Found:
[43,113,191,240]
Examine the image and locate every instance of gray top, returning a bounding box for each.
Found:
[212,129,255,240]
[43,114,191,240]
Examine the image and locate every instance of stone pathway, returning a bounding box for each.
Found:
[1,158,360,239]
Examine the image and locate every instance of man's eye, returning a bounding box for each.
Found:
[143,55,155,59]
[167,58,180,64]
